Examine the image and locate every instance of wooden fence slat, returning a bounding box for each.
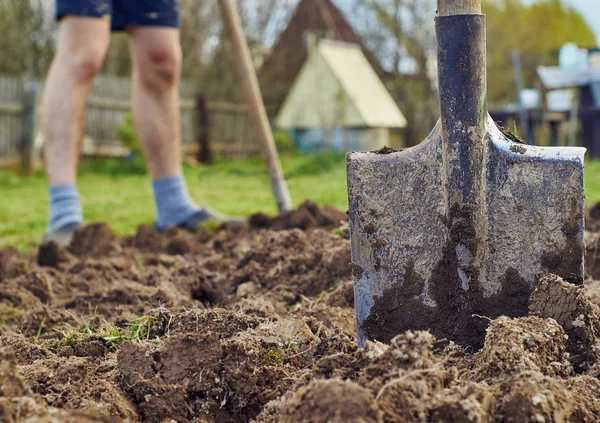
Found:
[0,73,261,169]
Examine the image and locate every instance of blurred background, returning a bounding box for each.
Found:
[0,0,599,248]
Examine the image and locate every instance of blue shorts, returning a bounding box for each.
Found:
[56,0,179,31]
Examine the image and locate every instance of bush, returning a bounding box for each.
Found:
[274,130,297,154]
[116,113,141,156]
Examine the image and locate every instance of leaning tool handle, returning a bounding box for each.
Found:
[218,0,293,213]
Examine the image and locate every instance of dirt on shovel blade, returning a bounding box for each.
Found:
[1,201,600,422]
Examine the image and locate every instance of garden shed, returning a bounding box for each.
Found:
[275,39,407,152]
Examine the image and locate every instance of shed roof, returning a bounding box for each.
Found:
[275,40,407,129]
[257,0,387,119]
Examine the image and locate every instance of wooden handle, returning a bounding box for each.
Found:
[218,0,292,212]
[438,0,481,15]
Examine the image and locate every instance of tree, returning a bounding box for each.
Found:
[355,0,439,145]
[483,0,597,107]
[353,0,597,143]
[0,0,54,78]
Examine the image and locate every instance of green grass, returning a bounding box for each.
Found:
[1,154,599,251]
[586,160,600,206]
[0,152,348,250]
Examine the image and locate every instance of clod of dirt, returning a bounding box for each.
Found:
[128,224,164,252]
[23,411,122,423]
[429,383,496,423]
[496,371,600,423]
[0,336,48,365]
[314,340,386,381]
[68,223,120,257]
[280,379,383,423]
[585,279,600,306]
[530,273,600,372]
[21,272,54,305]
[37,241,73,268]
[166,237,192,255]
[20,356,137,421]
[586,201,600,232]
[473,316,572,379]
[361,331,440,392]
[0,246,29,282]
[374,369,458,422]
[0,347,47,421]
[586,231,600,280]
[324,281,355,308]
[250,200,347,231]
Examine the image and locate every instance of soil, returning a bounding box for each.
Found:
[1,202,600,422]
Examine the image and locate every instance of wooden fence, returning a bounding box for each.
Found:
[0,74,260,172]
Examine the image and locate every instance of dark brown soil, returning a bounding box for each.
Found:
[1,202,600,422]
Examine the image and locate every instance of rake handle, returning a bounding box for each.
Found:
[438,0,481,15]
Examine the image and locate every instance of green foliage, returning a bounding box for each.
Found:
[46,315,158,353]
[585,160,600,205]
[274,131,298,154]
[483,0,597,108]
[0,0,54,77]
[0,306,24,325]
[116,113,141,156]
[126,315,157,341]
[135,256,147,274]
[3,152,598,251]
[197,219,223,235]
[284,151,346,179]
[262,348,284,366]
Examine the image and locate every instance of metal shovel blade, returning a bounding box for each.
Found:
[346,13,585,349]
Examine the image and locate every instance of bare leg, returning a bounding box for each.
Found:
[127,26,182,179]
[41,17,110,186]
[127,27,243,230]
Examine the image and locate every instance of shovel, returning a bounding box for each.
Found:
[347,0,586,349]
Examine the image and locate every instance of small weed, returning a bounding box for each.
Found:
[0,306,24,325]
[135,256,147,274]
[97,324,123,345]
[262,348,284,366]
[53,324,83,348]
[168,263,181,274]
[45,314,158,353]
[285,337,301,350]
[314,285,338,307]
[34,318,46,340]
[372,145,398,154]
[197,219,221,234]
[126,315,156,341]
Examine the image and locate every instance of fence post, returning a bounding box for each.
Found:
[196,95,212,164]
[21,81,37,175]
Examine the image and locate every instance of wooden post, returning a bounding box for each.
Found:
[437,0,481,15]
[218,0,293,212]
[196,95,213,164]
[21,81,37,175]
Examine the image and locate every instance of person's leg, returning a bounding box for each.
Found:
[41,16,110,241]
[127,27,182,180]
[128,27,243,230]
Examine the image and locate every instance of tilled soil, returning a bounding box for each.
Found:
[0,201,600,423]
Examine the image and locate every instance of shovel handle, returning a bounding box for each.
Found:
[218,0,293,213]
[438,0,481,15]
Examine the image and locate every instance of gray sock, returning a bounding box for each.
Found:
[48,184,84,233]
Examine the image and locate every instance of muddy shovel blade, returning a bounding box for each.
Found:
[346,12,585,349]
